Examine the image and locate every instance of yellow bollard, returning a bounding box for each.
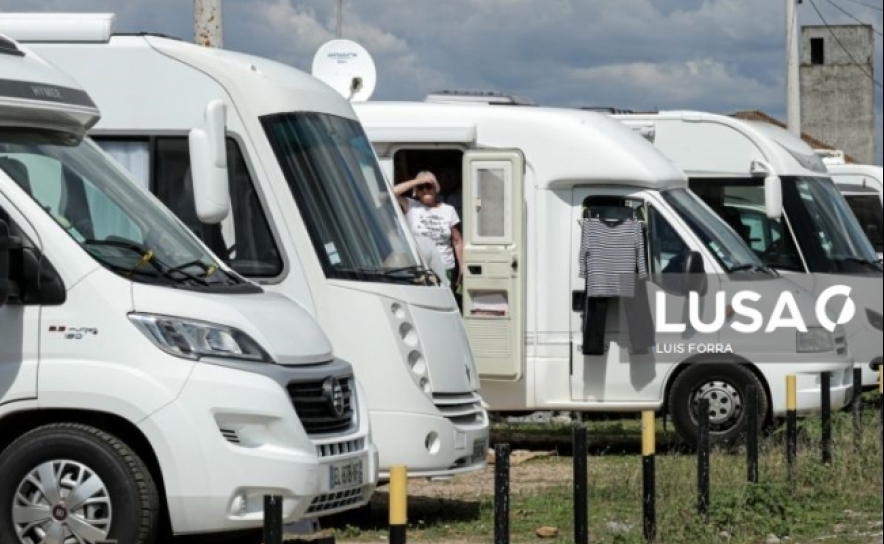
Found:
[389,465,407,544]
[786,375,797,479]
[641,411,656,543]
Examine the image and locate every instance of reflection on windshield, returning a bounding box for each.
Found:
[662,188,769,274]
[784,177,879,273]
[261,112,422,284]
[843,194,883,254]
[0,128,242,289]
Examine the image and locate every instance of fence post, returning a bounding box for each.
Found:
[389,466,408,544]
[642,411,656,543]
[786,375,797,481]
[264,495,283,544]
[573,424,589,544]
[821,372,832,465]
[746,384,759,484]
[879,366,883,453]
[853,368,863,454]
[494,443,511,544]
[697,399,710,522]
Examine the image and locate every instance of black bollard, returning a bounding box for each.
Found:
[746,385,759,484]
[786,376,797,481]
[573,424,589,544]
[821,372,832,465]
[494,443,511,544]
[853,368,863,454]
[697,399,710,521]
[264,495,283,544]
[642,411,656,543]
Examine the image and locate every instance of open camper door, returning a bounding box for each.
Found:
[461,150,525,381]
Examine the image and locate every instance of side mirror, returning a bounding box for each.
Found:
[189,99,230,225]
[750,160,783,220]
[684,251,707,294]
[1,219,21,307]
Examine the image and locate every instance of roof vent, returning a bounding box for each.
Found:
[0,13,116,43]
[0,34,23,57]
[425,89,537,106]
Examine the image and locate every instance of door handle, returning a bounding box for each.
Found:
[468,265,482,275]
[511,257,518,271]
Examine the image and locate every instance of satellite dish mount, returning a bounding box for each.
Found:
[311,39,377,102]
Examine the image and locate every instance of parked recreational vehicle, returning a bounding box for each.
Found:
[613,112,883,387]
[3,13,489,480]
[350,97,854,444]
[0,33,375,543]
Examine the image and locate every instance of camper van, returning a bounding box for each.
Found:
[3,13,489,480]
[0,33,376,544]
[613,112,882,387]
[350,97,854,444]
[823,160,882,262]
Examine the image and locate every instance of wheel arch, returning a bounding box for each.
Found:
[0,408,170,533]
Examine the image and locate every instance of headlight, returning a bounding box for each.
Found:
[867,309,883,332]
[796,328,835,353]
[129,313,272,363]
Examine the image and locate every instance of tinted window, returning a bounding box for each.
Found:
[844,194,883,253]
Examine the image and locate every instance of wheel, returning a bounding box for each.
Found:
[668,364,768,446]
[0,423,160,544]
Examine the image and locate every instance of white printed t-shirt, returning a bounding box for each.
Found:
[404,198,460,270]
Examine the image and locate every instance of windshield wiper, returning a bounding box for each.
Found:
[730,263,777,276]
[166,260,239,286]
[835,256,882,272]
[84,240,211,287]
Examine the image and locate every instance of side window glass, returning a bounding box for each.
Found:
[153,138,282,277]
[647,205,689,275]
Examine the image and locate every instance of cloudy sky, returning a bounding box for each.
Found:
[1,0,881,164]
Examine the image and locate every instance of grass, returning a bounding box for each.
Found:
[309,396,882,544]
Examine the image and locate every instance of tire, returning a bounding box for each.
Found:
[0,423,160,544]
[668,364,769,446]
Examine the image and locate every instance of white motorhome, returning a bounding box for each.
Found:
[3,13,489,480]
[350,97,854,444]
[0,34,376,544]
[612,112,883,388]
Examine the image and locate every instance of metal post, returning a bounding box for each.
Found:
[853,368,863,454]
[697,399,710,521]
[336,0,343,38]
[747,385,759,484]
[494,444,510,544]
[785,0,801,136]
[194,0,223,48]
[264,495,283,544]
[642,411,656,543]
[879,366,883,453]
[389,466,407,544]
[786,375,797,481]
[573,424,588,544]
[821,372,832,465]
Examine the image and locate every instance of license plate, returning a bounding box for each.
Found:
[329,459,364,491]
[473,440,488,463]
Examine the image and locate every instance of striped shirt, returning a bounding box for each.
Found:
[579,218,648,298]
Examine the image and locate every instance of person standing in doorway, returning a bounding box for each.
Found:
[394,171,464,294]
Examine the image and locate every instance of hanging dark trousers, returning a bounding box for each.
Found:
[582,279,655,356]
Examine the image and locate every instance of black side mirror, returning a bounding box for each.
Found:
[684,251,707,294]
[1,219,21,307]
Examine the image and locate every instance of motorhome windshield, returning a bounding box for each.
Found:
[262,112,422,283]
[691,176,881,274]
[0,128,247,290]
[842,193,883,255]
[662,188,771,275]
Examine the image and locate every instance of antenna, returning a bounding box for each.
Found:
[312,39,377,102]
[336,0,343,38]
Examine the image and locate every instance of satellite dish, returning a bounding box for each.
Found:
[311,39,376,102]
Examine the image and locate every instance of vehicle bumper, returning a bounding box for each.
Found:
[372,409,489,481]
[140,362,374,535]
[761,363,854,417]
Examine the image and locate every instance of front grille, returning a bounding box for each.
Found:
[219,429,240,444]
[306,487,365,515]
[432,392,486,426]
[834,333,847,356]
[288,378,355,436]
[317,438,365,459]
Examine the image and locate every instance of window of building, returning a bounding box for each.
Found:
[811,38,825,65]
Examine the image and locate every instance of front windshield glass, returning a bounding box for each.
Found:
[842,194,883,255]
[0,128,244,289]
[261,112,422,283]
[662,188,768,274]
[783,176,879,272]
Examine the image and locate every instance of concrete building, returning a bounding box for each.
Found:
[800,24,876,164]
